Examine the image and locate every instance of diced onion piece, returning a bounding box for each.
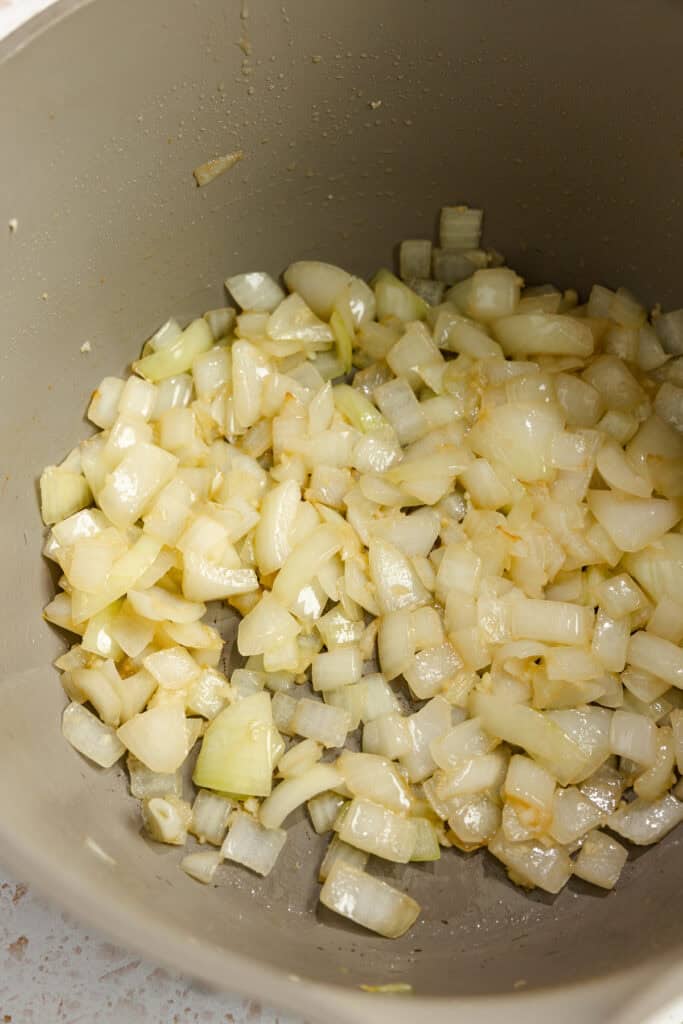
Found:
[320,861,420,939]
[549,786,603,845]
[221,811,286,876]
[573,830,628,890]
[587,491,680,554]
[337,751,412,813]
[579,764,626,815]
[400,697,452,783]
[439,205,483,249]
[430,718,497,769]
[181,851,222,884]
[292,698,350,748]
[308,791,347,834]
[493,314,594,358]
[468,402,562,483]
[333,384,387,434]
[466,268,520,322]
[411,818,441,862]
[627,631,683,690]
[399,239,432,281]
[447,794,501,850]
[117,704,188,773]
[62,702,125,768]
[260,763,341,829]
[127,755,181,800]
[183,554,258,603]
[362,714,411,760]
[655,308,683,356]
[508,597,593,646]
[488,832,572,894]
[40,467,92,526]
[283,261,351,319]
[504,755,555,828]
[608,794,683,845]
[88,377,125,428]
[98,443,177,528]
[368,539,430,614]
[610,712,659,770]
[372,269,428,323]
[634,727,675,801]
[193,693,279,798]
[267,293,334,346]
[143,646,200,690]
[226,272,285,313]
[596,443,651,498]
[312,647,362,691]
[319,835,369,882]
[189,790,235,847]
[277,738,323,778]
[472,693,587,786]
[133,319,213,382]
[338,797,416,863]
[142,795,191,845]
[403,642,463,700]
[378,609,415,681]
[238,593,301,656]
[272,524,343,608]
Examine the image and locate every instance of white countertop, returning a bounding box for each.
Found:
[0,870,298,1023]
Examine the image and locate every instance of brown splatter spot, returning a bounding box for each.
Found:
[225,1015,235,1023]
[245,1002,262,1022]
[4,1014,13,1022]
[12,884,28,904]
[8,936,28,960]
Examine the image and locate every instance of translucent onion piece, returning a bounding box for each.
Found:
[62,702,125,768]
[320,861,420,939]
[608,794,683,845]
[260,763,341,829]
[221,811,286,876]
[573,830,628,890]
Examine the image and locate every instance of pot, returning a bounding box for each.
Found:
[1,2,681,1021]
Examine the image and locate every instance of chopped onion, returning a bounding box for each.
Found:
[221,810,286,876]
[627,631,683,690]
[226,272,285,313]
[193,692,279,797]
[40,204,683,938]
[337,751,412,813]
[488,832,572,893]
[128,755,181,800]
[189,789,234,846]
[283,261,351,319]
[573,830,628,890]
[318,835,369,882]
[320,861,419,939]
[62,702,125,767]
[608,793,683,845]
[133,319,213,383]
[549,786,603,845]
[312,647,362,692]
[260,763,341,829]
[439,205,483,251]
[117,703,188,773]
[399,239,432,281]
[141,795,192,845]
[292,698,350,749]
[338,797,416,863]
[493,314,593,358]
[308,791,346,834]
[181,851,222,884]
